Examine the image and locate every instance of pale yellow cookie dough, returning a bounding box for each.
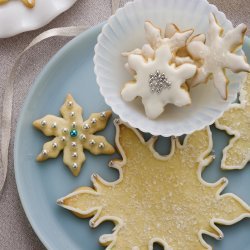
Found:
[58,120,250,249]
[216,74,250,169]
[33,94,115,176]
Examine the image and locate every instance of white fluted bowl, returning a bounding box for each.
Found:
[94,0,247,137]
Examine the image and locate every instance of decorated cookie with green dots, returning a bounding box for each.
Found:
[33,94,115,176]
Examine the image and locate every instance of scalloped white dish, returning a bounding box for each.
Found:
[94,0,247,137]
[0,0,77,38]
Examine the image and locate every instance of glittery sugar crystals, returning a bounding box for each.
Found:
[33,94,115,176]
[58,121,250,249]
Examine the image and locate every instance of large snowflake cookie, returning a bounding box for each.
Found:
[121,22,196,119]
[215,74,250,169]
[187,13,250,99]
[33,94,115,176]
[0,0,35,8]
[58,120,250,249]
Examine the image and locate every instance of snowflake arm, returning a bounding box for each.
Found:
[82,111,113,134]
[187,13,250,99]
[216,74,250,169]
[187,41,207,60]
[221,137,250,170]
[223,23,247,51]
[36,137,65,161]
[33,115,68,137]
[63,143,85,176]
[33,94,115,176]
[225,53,250,73]
[58,120,250,249]
[144,21,193,52]
[60,94,84,124]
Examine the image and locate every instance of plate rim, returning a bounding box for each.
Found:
[0,0,78,38]
[14,22,103,250]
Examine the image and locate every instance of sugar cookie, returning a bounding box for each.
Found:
[187,13,250,99]
[122,44,196,119]
[33,94,115,176]
[215,74,250,169]
[121,21,197,119]
[58,120,250,250]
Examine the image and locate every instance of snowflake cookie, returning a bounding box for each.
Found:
[33,94,115,176]
[215,74,250,169]
[0,0,35,8]
[58,120,250,249]
[187,13,250,99]
[121,22,196,119]
[123,21,194,76]
[164,23,206,66]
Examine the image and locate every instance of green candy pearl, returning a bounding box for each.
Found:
[70,129,78,137]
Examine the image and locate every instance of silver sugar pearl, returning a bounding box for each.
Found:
[62,128,68,133]
[52,143,58,149]
[91,118,97,124]
[70,111,75,117]
[92,173,97,178]
[71,142,77,147]
[42,150,48,156]
[72,163,78,169]
[79,134,86,140]
[100,112,106,118]
[89,139,96,145]
[149,70,171,94]
[98,142,105,149]
[72,152,78,158]
[61,136,66,142]
[67,101,73,107]
[57,200,63,205]
[72,122,77,128]
[83,123,90,129]
[41,120,47,127]
[51,122,57,129]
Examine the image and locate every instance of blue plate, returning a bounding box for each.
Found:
[15,23,250,250]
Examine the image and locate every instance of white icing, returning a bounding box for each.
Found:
[144,21,193,53]
[121,44,196,119]
[187,13,250,99]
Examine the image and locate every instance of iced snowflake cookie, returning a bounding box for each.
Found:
[164,23,206,66]
[123,21,194,75]
[121,22,196,119]
[187,13,250,99]
[33,94,115,176]
[215,74,250,170]
[58,120,250,249]
[0,0,35,8]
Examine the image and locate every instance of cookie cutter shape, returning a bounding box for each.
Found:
[58,120,250,249]
[33,94,115,176]
[216,74,250,170]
